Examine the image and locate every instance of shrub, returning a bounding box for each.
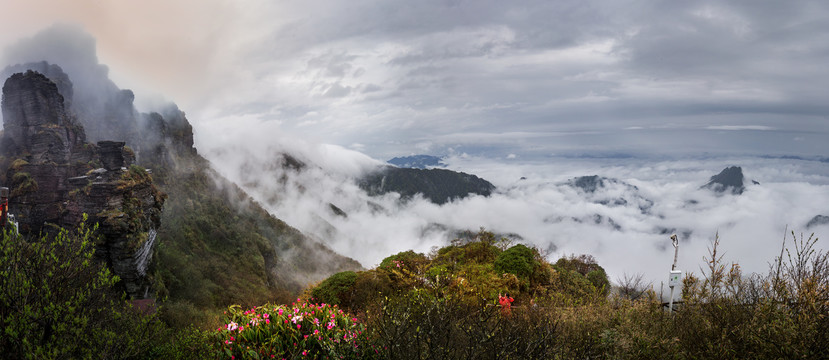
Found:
[555,254,610,296]
[311,271,359,306]
[379,250,428,270]
[494,244,537,280]
[366,289,558,359]
[211,300,371,359]
[0,215,188,358]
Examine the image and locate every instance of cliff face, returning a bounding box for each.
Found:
[1,70,165,298]
[1,59,361,309]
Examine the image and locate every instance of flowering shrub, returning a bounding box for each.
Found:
[212,299,373,359]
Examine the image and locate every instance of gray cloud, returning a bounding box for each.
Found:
[4,1,826,159]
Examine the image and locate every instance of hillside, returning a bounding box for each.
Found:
[0,29,361,323]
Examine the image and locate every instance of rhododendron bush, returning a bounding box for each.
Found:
[212,299,373,359]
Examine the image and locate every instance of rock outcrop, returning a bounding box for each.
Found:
[1,70,164,298]
[702,166,757,195]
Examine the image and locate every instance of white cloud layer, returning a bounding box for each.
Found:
[205,137,829,289]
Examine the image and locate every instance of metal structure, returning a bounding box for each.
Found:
[668,234,681,313]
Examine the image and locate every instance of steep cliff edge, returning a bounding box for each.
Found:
[1,52,361,314]
[0,70,164,298]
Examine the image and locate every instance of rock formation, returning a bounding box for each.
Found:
[702,166,757,195]
[1,70,165,298]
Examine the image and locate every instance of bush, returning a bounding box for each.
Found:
[311,271,359,306]
[494,244,537,280]
[0,216,191,358]
[379,250,428,270]
[555,254,610,297]
[211,300,371,359]
[366,289,558,359]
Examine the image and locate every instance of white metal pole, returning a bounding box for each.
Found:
[668,234,679,313]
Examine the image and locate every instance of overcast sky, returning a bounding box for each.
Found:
[1,0,828,160]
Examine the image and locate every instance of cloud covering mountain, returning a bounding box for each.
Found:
[206,137,829,288]
[2,1,828,160]
[1,3,827,292]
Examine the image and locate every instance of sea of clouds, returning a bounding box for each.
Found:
[199,127,829,290]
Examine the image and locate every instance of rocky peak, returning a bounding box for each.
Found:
[0,71,165,299]
[568,175,605,193]
[702,166,756,195]
[2,62,196,172]
[1,70,86,164]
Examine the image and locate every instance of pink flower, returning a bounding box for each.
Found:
[278,308,283,316]
[227,322,238,331]
[265,319,270,324]
[264,313,269,319]
[297,324,301,329]
[302,350,307,356]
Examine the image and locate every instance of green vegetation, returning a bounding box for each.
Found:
[117,164,152,189]
[2,219,827,359]
[0,216,211,359]
[311,271,359,305]
[212,301,369,359]
[10,171,37,197]
[150,155,360,328]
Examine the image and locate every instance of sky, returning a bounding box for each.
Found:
[1,0,828,160]
[1,1,828,288]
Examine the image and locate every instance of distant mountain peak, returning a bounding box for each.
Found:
[806,215,829,229]
[568,175,605,193]
[703,166,754,195]
[387,155,445,169]
[359,166,494,205]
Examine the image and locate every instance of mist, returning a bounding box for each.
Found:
[201,125,829,287]
[2,5,828,291]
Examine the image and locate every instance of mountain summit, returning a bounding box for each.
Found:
[702,166,757,195]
